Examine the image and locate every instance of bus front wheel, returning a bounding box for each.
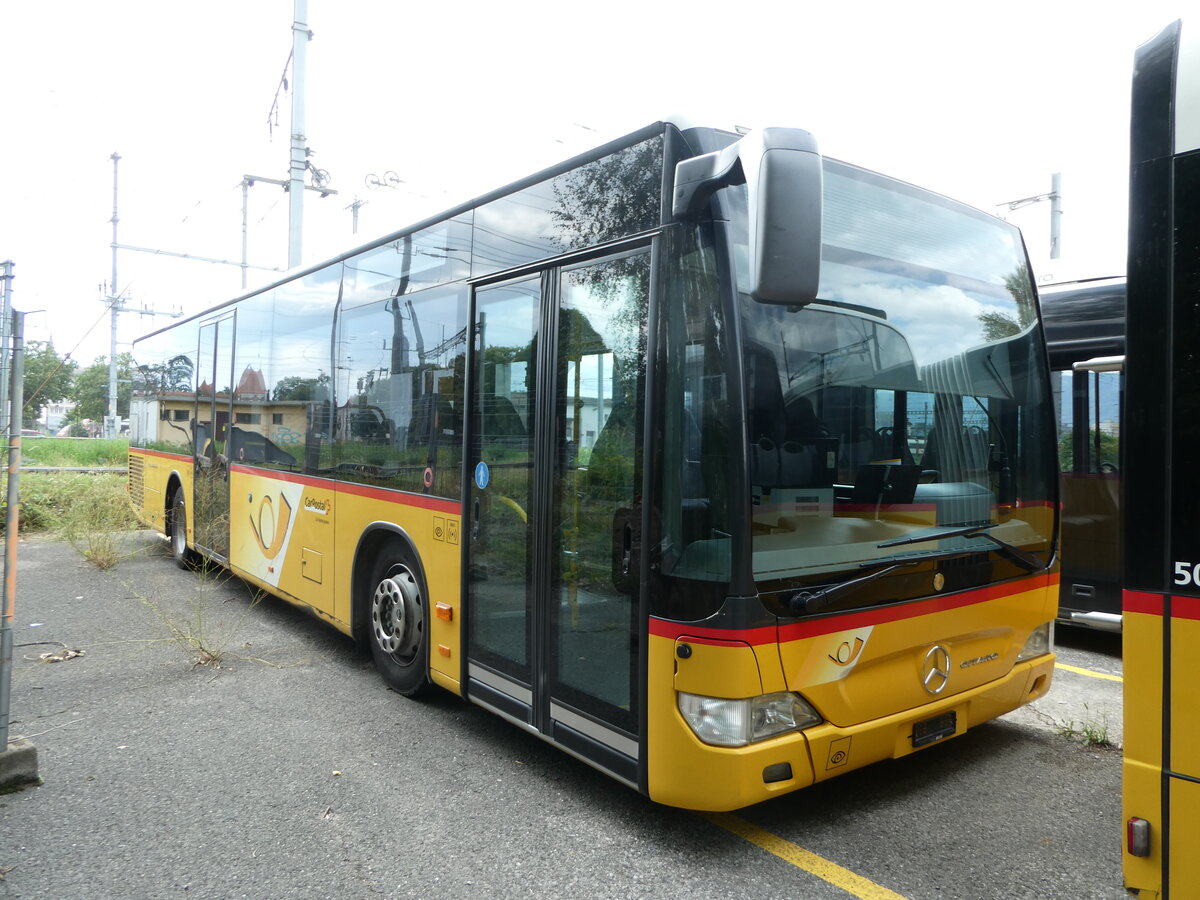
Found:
[367,548,430,697]
[169,489,201,570]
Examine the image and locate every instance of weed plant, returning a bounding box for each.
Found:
[137,559,265,668]
[1056,703,1115,749]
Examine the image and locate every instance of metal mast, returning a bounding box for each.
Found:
[287,0,309,269]
[107,152,122,438]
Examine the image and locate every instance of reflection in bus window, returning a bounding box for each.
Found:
[730,158,1055,603]
[336,282,468,497]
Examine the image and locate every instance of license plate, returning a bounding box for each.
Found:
[912,711,956,748]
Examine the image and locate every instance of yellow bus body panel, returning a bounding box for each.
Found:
[1169,778,1200,898]
[128,449,193,535]
[1121,593,1200,898]
[331,480,463,692]
[1122,594,1166,897]
[130,451,463,695]
[647,576,1057,811]
[779,576,1057,728]
[1170,614,1200,782]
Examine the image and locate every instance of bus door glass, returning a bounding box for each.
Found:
[468,277,539,692]
[549,252,647,744]
[467,249,649,772]
[195,313,235,559]
[1062,364,1123,615]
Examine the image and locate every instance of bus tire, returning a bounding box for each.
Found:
[168,488,201,570]
[366,546,431,697]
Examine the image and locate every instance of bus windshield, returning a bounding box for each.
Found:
[732,160,1057,605]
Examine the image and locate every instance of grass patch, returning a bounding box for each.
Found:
[19,437,129,468]
[13,471,142,568]
[1056,704,1115,749]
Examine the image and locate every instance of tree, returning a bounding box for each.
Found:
[272,372,330,401]
[134,353,194,394]
[68,353,133,422]
[978,264,1039,341]
[21,340,76,429]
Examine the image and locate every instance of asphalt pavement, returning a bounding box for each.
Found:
[1,533,1125,899]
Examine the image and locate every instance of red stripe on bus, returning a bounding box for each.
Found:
[131,448,191,463]
[650,626,780,646]
[650,573,1057,646]
[1172,595,1200,621]
[1123,590,1165,616]
[336,479,462,515]
[228,464,462,515]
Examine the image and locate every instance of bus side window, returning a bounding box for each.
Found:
[1085,371,1120,474]
[1053,371,1074,474]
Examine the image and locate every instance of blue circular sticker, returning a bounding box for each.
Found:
[474,460,490,490]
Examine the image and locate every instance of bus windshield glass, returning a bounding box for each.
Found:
[730,160,1056,604]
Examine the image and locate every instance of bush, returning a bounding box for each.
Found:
[8,471,141,569]
[11,472,70,532]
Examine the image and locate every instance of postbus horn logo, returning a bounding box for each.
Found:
[250,493,292,560]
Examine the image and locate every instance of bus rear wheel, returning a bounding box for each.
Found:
[367,549,430,697]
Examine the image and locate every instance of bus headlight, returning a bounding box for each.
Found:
[678,691,822,747]
[1016,622,1054,661]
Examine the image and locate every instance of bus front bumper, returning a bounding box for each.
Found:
[647,653,1055,811]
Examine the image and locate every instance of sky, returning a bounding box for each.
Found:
[0,0,1188,371]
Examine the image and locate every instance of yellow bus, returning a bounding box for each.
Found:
[129,120,1058,811]
[1123,20,1200,897]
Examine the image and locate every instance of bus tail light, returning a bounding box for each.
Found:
[1127,817,1151,857]
[1016,622,1054,661]
[678,691,821,747]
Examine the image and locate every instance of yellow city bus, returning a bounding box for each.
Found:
[1123,20,1200,897]
[129,120,1058,811]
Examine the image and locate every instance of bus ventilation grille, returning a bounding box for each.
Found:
[128,454,144,507]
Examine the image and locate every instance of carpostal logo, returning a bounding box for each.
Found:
[304,496,331,515]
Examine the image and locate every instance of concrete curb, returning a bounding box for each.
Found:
[0,737,39,790]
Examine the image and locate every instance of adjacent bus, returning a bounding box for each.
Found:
[129,119,1058,811]
[1041,276,1125,630]
[1123,19,1200,897]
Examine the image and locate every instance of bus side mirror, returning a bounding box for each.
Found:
[672,127,823,306]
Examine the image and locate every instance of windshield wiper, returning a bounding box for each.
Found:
[877,523,1045,573]
[787,560,921,615]
[785,538,1036,616]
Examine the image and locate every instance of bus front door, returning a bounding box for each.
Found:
[194,314,234,562]
[467,249,649,788]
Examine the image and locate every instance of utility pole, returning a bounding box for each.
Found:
[241,173,333,289]
[346,198,366,235]
[104,154,187,439]
[107,153,122,439]
[1049,172,1062,260]
[288,0,309,269]
[998,172,1063,261]
[0,261,12,436]
[1,310,34,787]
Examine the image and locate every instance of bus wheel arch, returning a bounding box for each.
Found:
[354,526,431,698]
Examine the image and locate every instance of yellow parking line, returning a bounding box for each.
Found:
[706,813,909,900]
[1055,662,1123,683]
